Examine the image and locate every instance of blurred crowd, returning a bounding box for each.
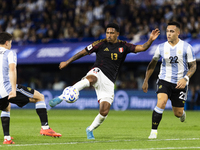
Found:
[0,0,200,45]
[1,0,200,96]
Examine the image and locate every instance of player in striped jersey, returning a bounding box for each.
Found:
[0,32,61,144]
[142,22,196,139]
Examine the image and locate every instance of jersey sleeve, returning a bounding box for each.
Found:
[124,42,136,53]
[8,50,17,65]
[85,40,104,55]
[187,45,196,62]
[153,45,160,61]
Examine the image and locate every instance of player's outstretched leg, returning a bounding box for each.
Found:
[40,128,62,137]
[49,96,63,107]
[179,111,186,122]
[86,127,95,139]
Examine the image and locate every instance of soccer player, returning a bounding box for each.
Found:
[0,32,61,144]
[142,22,196,139]
[49,23,160,139]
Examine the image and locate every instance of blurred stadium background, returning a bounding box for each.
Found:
[1,0,200,110]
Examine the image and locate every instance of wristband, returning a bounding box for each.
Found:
[184,75,189,81]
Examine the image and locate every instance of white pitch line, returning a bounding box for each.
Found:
[0,138,199,147]
[110,147,200,150]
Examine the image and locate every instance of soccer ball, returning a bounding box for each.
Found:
[62,86,79,103]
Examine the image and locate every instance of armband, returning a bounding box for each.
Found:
[184,75,189,81]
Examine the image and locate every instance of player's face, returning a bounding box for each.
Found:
[6,40,12,50]
[166,25,180,43]
[106,28,119,43]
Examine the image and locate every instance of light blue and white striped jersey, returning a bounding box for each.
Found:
[153,39,196,84]
[0,47,17,98]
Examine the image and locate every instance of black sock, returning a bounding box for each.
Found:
[1,117,10,136]
[36,108,48,126]
[152,110,163,129]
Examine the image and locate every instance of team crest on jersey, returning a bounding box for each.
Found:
[119,47,123,53]
[178,50,182,54]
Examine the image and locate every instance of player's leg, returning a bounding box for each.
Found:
[172,107,186,122]
[0,99,15,144]
[149,93,168,139]
[171,99,186,122]
[29,90,62,137]
[49,75,96,107]
[86,68,114,139]
[86,99,111,139]
[171,87,187,122]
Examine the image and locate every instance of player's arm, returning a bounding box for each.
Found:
[134,28,160,53]
[142,59,158,93]
[186,60,197,79]
[59,49,88,69]
[176,60,196,89]
[8,63,17,99]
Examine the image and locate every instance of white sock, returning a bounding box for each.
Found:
[151,129,157,133]
[88,113,106,131]
[4,136,11,140]
[73,78,90,91]
[42,126,50,129]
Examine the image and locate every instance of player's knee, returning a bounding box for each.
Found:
[40,93,45,101]
[33,90,45,102]
[86,75,97,85]
[174,111,183,118]
[100,110,109,116]
[3,103,11,112]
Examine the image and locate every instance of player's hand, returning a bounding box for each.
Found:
[8,90,16,100]
[142,81,148,93]
[176,78,187,89]
[149,28,160,41]
[59,61,69,70]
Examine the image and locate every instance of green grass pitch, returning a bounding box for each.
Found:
[0,109,200,150]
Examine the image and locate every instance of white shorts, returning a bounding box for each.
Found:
[86,67,114,104]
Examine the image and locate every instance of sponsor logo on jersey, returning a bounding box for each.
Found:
[104,47,109,51]
[119,47,123,53]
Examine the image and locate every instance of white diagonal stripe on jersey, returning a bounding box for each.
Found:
[17,87,34,98]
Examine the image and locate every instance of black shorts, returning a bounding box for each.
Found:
[156,79,188,107]
[0,84,34,110]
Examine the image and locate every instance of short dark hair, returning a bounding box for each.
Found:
[0,32,13,45]
[167,21,181,29]
[106,23,120,32]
